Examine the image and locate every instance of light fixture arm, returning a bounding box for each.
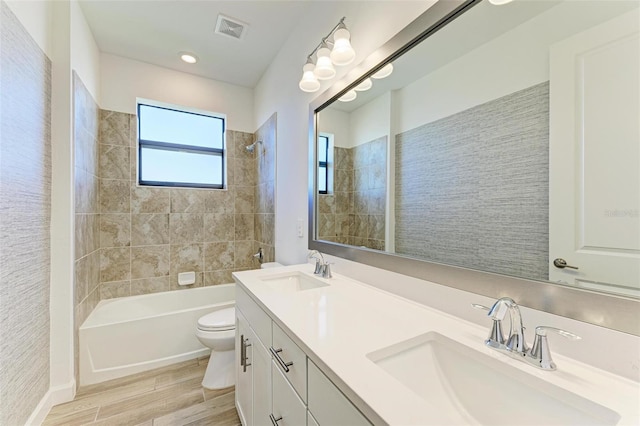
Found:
[306,17,347,61]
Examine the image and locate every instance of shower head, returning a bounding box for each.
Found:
[245,140,262,153]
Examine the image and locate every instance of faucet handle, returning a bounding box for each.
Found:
[528,326,581,370]
[534,326,581,340]
[321,262,333,279]
[308,250,325,274]
[472,303,506,348]
[472,303,489,311]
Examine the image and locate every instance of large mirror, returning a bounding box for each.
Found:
[310,0,639,333]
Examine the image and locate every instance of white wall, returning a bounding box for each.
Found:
[71,0,100,103]
[395,0,639,134]
[254,0,435,265]
[348,92,390,148]
[4,0,53,57]
[318,107,349,148]
[48,0,105,416]
[100,53,254,132]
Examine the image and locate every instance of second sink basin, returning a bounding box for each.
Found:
[260,271,329,292]
[367,332,620,425]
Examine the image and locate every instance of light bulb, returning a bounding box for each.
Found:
[299,62,320,92]
[339,90,357,102]
[179,52,198,64]
[354,78,372,92]
[314,45,336,80]
[371,63,393,79]
[330,28,355,66]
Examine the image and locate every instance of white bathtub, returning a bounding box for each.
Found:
[79,284,235,386]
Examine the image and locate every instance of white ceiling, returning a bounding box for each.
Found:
[79,0,314,88]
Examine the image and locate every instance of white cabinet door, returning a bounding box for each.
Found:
[307,360,370,426]
[271,361,307,426]
[549,9,640,295]
[236,312,253,426]
[252,338,272,426]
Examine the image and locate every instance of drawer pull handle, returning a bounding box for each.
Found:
[269,414,283,426]
[240,335,251,372]
[270,347,293,372]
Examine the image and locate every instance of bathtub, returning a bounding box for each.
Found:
[79,284,235,386]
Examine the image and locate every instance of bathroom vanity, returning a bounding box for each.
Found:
[233,264,639,426]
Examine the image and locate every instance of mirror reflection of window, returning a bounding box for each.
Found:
[318,134,331,194]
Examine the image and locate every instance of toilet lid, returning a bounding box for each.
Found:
[197,307,235,331]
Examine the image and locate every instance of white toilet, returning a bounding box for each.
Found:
[195,306,236,389]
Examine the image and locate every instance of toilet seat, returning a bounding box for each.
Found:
[197,307,235,332]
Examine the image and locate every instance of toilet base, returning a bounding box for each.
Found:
[202,349,235,390]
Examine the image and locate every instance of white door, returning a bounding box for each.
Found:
[549,9,640,295]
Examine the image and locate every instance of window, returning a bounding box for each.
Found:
[137,100,226,189]
[318,134,329,194]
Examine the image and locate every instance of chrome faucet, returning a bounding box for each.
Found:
[488,297,528,356]
[307,250,332,278]
[474,298,580,371]
[308,250,324,274]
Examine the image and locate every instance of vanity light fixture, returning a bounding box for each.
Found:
[330,23,356,66]
[354,78,372,92]
[314,42,336,80]
[297,17,356,93]
[299,58,321,92]
[488,0,514,5]
[338,90,357,102]
[179,52,198,64]
[371,63,393,79]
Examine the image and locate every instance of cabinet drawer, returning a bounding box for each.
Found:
[308,360,370,426]
[271,360,306,426]
[236,285,272,346]
[271,323,307,402]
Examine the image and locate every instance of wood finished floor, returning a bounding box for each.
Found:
[43,357,241,426]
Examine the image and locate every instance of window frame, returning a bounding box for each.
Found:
[137,100,227,189]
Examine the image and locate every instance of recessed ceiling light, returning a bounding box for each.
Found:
[179,52,198,64]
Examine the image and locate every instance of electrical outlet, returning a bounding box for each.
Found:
[296,219,304,238]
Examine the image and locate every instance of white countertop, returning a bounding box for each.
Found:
[234,264,640,425]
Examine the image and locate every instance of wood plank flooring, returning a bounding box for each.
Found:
[43,357,241,426]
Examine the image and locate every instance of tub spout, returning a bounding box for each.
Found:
[253,247,264,264]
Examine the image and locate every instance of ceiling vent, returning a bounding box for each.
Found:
[215,14,248,40]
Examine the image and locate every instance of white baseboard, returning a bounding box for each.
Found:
[25,380,76,426]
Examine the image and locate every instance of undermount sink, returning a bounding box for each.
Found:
[260,271,329,292]
[366,332,620,426]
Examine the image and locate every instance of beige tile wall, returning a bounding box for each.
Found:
[253,113,276,263]
[318,137,387,250]
[0,2,52,424]
[73,72,101,384]
[97,109,275,298]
